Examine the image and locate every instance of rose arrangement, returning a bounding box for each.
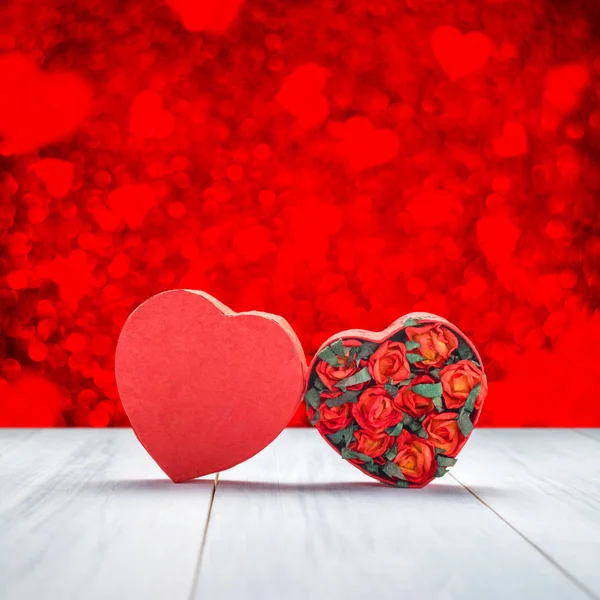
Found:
[305,316,487,488]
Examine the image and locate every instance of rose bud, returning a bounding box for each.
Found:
[405,323,458,368]
[440,359,487,410]
[352,385,403,433]
[393,429,437,486]
[368,340,411,384]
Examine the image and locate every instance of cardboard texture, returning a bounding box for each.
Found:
[304,312,487,488]
[115,289,307,482]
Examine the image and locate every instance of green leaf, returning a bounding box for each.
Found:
[384,383,400,398]
[403,317,419,327]
[327,423,354,445]
[429,368,441,380]
[385,422,403,436]
[318,346,340,366]
[333,424,356,447]
[341,447,372,463]
[382,461,406,480]
[335,366,372,389]
[341,447,355,459]
[328,429,344,445]
[330,339,346,357]
[464,382,481,413]
[325,389,361,408]
[347,346,360,366]
[406,353,424,364]
[328,424,355,446]
[432,396,444,411]
[410,382,443,398]
[457,339,474,360]
[304,388,320,409]
[309,408,320,426]
[402,412,414,426]
[457,410,474,436]
[407,419,421,432]
[437,455,457,468]
[313,377,324,391]
[355,341,379,360]
[435,465,448,478]
[384,445,398,461]
[344,425,357,446]
[402,414,426,438]
[416,427,428,439]
[395,479,411,488]
[365,461,380,474]
[405,340,420,350]
[397,375,415,387]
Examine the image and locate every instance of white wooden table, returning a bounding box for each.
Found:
[1,429,599,600]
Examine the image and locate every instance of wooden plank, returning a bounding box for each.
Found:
[0,429,216,600]
[195,429,588,600]
[451,429,600,599]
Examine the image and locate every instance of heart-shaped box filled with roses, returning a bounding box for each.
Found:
[304,313,487,488]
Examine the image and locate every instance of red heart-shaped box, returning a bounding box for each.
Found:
[115,290,306,482]
[304,313,487,488]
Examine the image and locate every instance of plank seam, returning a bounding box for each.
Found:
[449,472,600,600]
[188,472,219,600]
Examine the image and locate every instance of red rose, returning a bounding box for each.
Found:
[394,374,436,418]
[316,340,362,391]
[349,430,394,463]
[422,412,465,457]
[393,429,437,487]
[368,340,411,384]
[405,323,458,368]
[352,385,403,433]
[310,402,352,435]
[440,360,487,410]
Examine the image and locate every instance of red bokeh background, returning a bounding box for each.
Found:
[0,0,599,428]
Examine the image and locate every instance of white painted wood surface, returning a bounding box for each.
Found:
[451,428,600,599]
[578,429,600,443]
[0,429,216,600]
[0,428,36,458]
[0,429,598,600]
[196,429,595,600]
